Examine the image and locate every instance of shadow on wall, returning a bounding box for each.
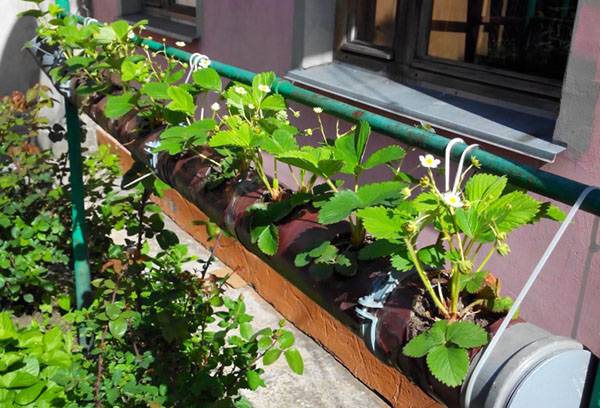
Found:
[0,15,38,96]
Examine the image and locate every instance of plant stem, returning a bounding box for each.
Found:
[404,239,449,318]
[476,245,495,273]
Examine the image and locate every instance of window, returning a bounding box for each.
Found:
[143,0,196,21]
[121,0,201,42]
[337,0,579,113]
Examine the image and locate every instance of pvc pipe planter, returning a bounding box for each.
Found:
[29,41,595,408]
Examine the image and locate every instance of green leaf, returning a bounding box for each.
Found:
[105,303,121,321]
[277,330,295,349]
[157,229,180,250]
[317,181,404,224]
[356,206,405,243]
[461,271,487,294]
[358,239,403,261]
[487,191,540,233]
[255,128,298,155]
[446,321,488,349]
[487,296,514,314]
[262,349,281,365]
[402,322,447,358]
[465,174,507,210]
[317,190,362,225]
[0,371,38,389]
[240,322,253,340]
[192,68,222,91]
[256,224,279,256]
[252,71,276,100]
[109,318,128,339]
[258,336,272,350]
[56,295,71,312]
[105,93,134,119]
[96,25,117,44]
[455,207,486,240]
[417,245,446,268]
[166,86,196,116]
[542,202,566,222]
[284,348,304,375]
[111,20,130,40]
[426,344,469,387]
[246,370,265,391]
[261,95,286,111]
[210,124,253,148]
[0,313,16,340]
[363,145,405,169]
[141,82,170,100]
[14,381,44,405]
[390,252,413,272]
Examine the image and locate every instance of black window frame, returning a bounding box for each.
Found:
[143,0,196,21]
[335,0,576,115]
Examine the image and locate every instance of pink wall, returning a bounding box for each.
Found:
[93,0,600,355]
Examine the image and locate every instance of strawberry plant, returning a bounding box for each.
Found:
[357,142,565,386]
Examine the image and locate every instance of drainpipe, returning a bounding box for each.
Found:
[57,0,92,312]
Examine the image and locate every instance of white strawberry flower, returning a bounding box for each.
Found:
[175,41,186,47]
[419,154,441,169]
[258,84,271,93]
[442,191,464,208]
[210,102,221,111]
[313,107,323,114]
[234,86,247,95]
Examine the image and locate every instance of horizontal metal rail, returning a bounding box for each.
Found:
[67,13,600,217]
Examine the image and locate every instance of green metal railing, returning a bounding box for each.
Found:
[54,2,599,405]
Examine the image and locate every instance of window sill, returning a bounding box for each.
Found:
[285,62,565,162]
[123,13,199,43]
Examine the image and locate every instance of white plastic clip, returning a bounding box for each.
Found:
[145,139,161,169]
[185,53,211,83]
[453,143,479,193]
[82,17,98,26]
[444,137,464,192]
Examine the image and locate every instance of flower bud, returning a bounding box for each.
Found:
[402,187,412,199]
[496,241,510,256]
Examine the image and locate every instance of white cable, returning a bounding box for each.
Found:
[463,186,598,408]
[445,138,464,192]
[453,144,479,193]
[122,172,153,189]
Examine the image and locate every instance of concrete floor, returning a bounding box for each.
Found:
[126,213,390,408]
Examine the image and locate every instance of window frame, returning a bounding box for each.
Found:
[335,0,573,114]
[143,0,196,22]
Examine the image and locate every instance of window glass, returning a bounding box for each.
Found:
[350,0,398,49]
[427,0,578,80]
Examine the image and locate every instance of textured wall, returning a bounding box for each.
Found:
[0,1,42,95]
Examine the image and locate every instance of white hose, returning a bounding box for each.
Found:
[463,186,598,407]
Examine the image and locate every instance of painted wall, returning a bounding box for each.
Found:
[0,1,42,95]
[95,0,600,355]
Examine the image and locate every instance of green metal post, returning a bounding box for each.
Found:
[58,0,91,310]
[65,100,91,310]
[591,365,600,408]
